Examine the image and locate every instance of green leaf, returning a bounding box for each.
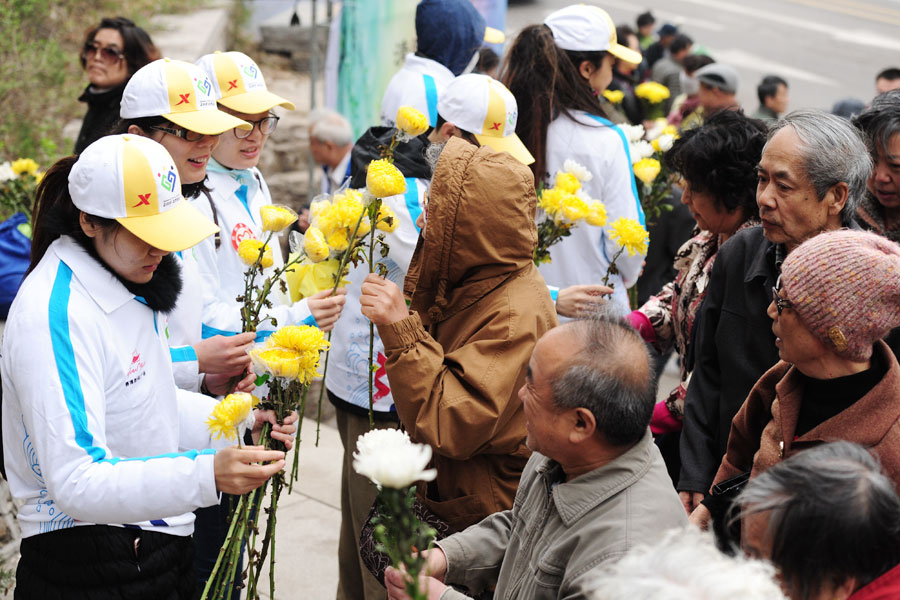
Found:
[255,373,271,387]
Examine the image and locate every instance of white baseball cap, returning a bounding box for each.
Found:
[544,5,642,65]
[437,74,534,166]
[120,58,251,135]
[69,134,219,252]
[196,51,296,114]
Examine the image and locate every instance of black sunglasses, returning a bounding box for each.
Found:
[771,275,794,316]
[150,125,217,143]
[233,116,280,139]
[81,42,125,65]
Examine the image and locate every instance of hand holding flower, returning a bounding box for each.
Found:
[195,331,256,375]
[359,273,409,326]
[253,409,299,450]
[204,370,256,396]
[213,445,286,495]
[306,287,348,331]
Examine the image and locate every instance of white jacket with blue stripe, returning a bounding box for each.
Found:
[380,53,454,128]
[1,237,225,538]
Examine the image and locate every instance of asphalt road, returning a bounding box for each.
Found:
[507,0,900,113]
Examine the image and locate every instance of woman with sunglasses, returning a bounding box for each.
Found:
[689,230,900,531]
[75,16,159,154]
[193,51,346,344]
[3,134,293,597]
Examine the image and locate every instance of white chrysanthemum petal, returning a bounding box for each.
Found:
[352,429,437,489]
[562,159,593,182]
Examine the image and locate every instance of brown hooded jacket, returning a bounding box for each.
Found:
[378,138,558,532]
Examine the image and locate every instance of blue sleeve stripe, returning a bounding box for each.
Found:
[302,314,318,327]
[584,114,646,228]
[201,323,272,343]
[404,178,423,233]
[547,286,559,302]
[150,519,169,527]
[423,74,438,127]
[169,346,198,363]
[50,263,107,462]
[99,448,216,464]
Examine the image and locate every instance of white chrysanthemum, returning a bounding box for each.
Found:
[629,140,655,161]
[575,188,595,203]
[657,133,675,152]
[353,429,437,489]
[562,159,593,182]
[620,124,646,143]
[0,162,14,183]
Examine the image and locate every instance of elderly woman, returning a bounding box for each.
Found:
[74,17,159,153]
[628,111,767,463]
[692,229,900,530]
[739,442,900,600]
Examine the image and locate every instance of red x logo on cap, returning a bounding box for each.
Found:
[134,193,151,207]
[226,79,238,91]
[490,122,501,131]
[175,93,191,106]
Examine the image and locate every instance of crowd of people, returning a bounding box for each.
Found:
[2,1,900,599]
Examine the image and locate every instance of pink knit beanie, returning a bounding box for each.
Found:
[780,230,900,361]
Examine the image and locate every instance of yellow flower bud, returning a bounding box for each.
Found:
[608,217,649,257]
[633,158,661,185]
[586,201,607,227]
[395,106,429,137]
[554,171,581,194]
[303,226,330,263]
[602,89,625,104]
[260,204,298,232]
[207,392,259,441]
[366,159,407,198]
[237,239,273,268]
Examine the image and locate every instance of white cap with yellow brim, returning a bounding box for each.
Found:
[437,74,535,166]
[544,4,642,66]
[196,51,296,114]
[120,58,252,135]
[69,134,219,252]
[484,26,505,44]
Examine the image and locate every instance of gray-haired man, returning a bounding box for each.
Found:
[679,109,872,514]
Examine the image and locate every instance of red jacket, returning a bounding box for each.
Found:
[850,563,900,599]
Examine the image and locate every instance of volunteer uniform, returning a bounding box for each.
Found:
[193,159,314,341]
[539,111,646,310]
[167,248,205,391]
[379,54,454,129]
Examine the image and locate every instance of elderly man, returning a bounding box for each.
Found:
[695,63,741,114]
[678,109,872,513]
[383,314,687,600]
[853,90,900,244]
[309,108,353,194]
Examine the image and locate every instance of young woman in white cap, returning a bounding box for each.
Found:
[504,4,647,311]
[116,57,259,397]
[194,51,346,344]
[2,134,295,598]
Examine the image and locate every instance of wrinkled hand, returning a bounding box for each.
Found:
[213,445,285,495]
[252,409,299,450]
[555,284,613,318]
[203,370,256,396]
[195,332,256,375]
[679,490,705,516]
[359,273,409,325]
[385,549,448,600]
[689,503,712,530]
[307,288,347,331]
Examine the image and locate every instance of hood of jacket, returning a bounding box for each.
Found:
[349,127,433,188]
[405,137,538,324]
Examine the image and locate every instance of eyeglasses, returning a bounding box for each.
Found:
[81,42,125,65]
[771,275,794,316]
[150,125,217,143]
[233,116,280,139]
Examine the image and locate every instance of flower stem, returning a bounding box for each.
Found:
[366,200,381,430]
[315,331,332,446]
[289,384,308,494]
[601,246,626,287]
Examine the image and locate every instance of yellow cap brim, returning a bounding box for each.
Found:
[609,43,642,66]
[164,108,252,135]
[484,26,505,44]
[474,132,535,166]
[117,199,220,252]
[218,89,296,114]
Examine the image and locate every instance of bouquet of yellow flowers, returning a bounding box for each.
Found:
[534,160,607,266]
[203,325,329,600]
[635,81,671,120]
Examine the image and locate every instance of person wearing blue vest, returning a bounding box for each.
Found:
[3,134,294,598]
[504,4,648,312]
[379,0,505,129]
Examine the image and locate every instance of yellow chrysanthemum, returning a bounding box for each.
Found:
[260,204,298,232]
[334,191,366,228]
[608,217,650,257]
[11,158,39,176]
[633,158,661,185]
[326,229,350,252]
[554,171,581,195]
[560,193,589,222]
[33,171,44,184]
[366,159,407,198]
[270,324,330,356]
[376,204,398,233]
[303,226,330,263]
[586,201,608,227]
[635,81,671,104]
[237,239,273,268]
[602,89,624,104]
[249,347,320,384]
[309,198,330,219]
[207,392,259,441]
[538,187,566,218]
[396,106,429,137]
[285,257,350,302]
[356,216,372,238]
[662,124,679,138]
